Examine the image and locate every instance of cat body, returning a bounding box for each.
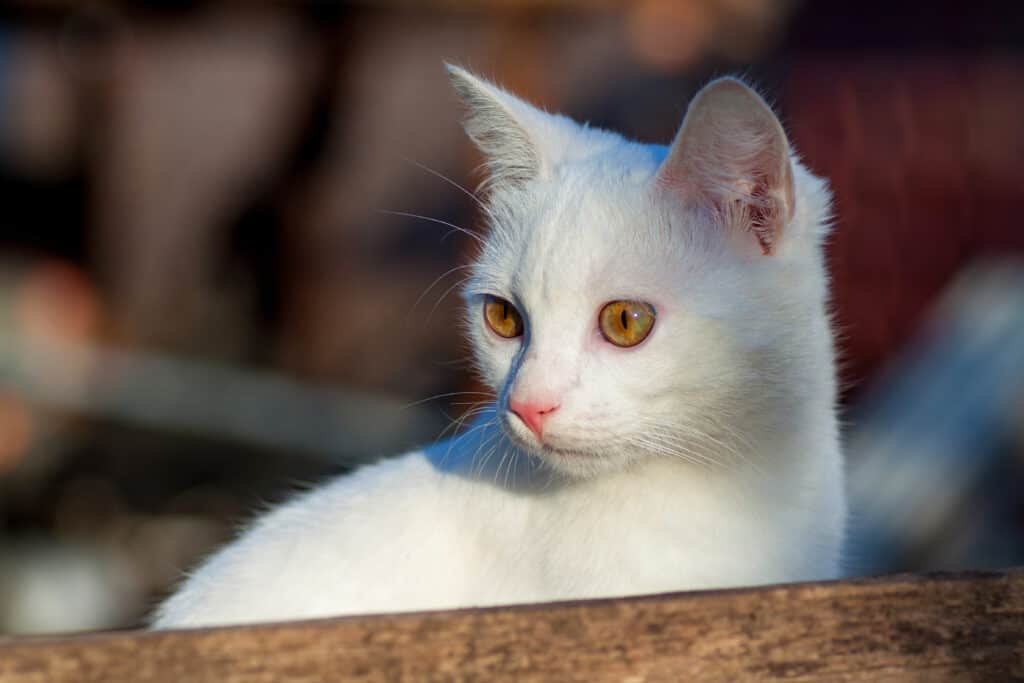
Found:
[153,66,845,629]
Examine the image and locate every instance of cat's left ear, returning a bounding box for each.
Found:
[446,64,557,188]
[656,78,794,255]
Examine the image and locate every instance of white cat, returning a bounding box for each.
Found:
[152,66,845,629]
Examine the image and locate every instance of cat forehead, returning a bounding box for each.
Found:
[497,140,667,235]
[555,137,667,185]
[472,148,684,301]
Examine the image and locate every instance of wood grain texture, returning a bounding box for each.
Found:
[1,571,1022,682]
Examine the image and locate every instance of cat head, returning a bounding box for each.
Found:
[448,65,833,479]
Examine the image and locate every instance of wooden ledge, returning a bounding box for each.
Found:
[1,570,1022,682]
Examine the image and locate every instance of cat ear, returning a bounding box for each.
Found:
[446,64,550,187]
[656,78,795,255]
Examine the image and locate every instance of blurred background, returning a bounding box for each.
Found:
[0,0,1022,634]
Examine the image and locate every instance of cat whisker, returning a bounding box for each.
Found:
[504,446,519,489]
[377,209,484,245]
[635,433,724,470]
[439,407,498,471]
[428,274,473,322]
[625,418,731,469]
[449,404,495,434]
[540,416,724,472]
[656,416,757,463]
[710,419,760,459]
[689,427,764,477]
[626,434,722,471]
[410,264,474,314]
[398,155,486,210]
[490,447,507,486]
[430,355,478,369]
[495,444,516,489]
[471,429,503,479]
[633,415,765,477]
[435,403,489,443]
[402,390,494,410]
[435,412,464,442]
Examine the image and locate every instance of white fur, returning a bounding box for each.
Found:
[153,67,845,629]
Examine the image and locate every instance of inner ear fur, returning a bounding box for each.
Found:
[657,78,795,255]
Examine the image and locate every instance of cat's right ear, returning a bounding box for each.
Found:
[446,64,550,188]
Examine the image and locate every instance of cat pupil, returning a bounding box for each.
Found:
[502,302,509,320]
[621,309,629,330]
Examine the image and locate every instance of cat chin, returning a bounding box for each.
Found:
[541,448,626,479]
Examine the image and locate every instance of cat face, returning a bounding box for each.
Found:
[449,66,831,478]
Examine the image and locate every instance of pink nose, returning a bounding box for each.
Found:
[508,399,560,439]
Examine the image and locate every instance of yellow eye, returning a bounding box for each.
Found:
[599,300,656,347]
[483,295,524,339]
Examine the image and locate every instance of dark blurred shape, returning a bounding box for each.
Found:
[15,260,102,342]
[785,57,1024,396]
[624,0,798,71]
[0,391,32,474]
[846,261,1024,574]
[8,335,444,465]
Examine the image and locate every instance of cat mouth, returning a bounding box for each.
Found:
[500,415,544,450]
[499,416,596,459]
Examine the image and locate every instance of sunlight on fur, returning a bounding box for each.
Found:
[152,65,845,629]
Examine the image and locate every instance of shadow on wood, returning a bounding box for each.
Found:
[1,570,1022,682]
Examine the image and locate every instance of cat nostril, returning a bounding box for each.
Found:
[508,399,559,439]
